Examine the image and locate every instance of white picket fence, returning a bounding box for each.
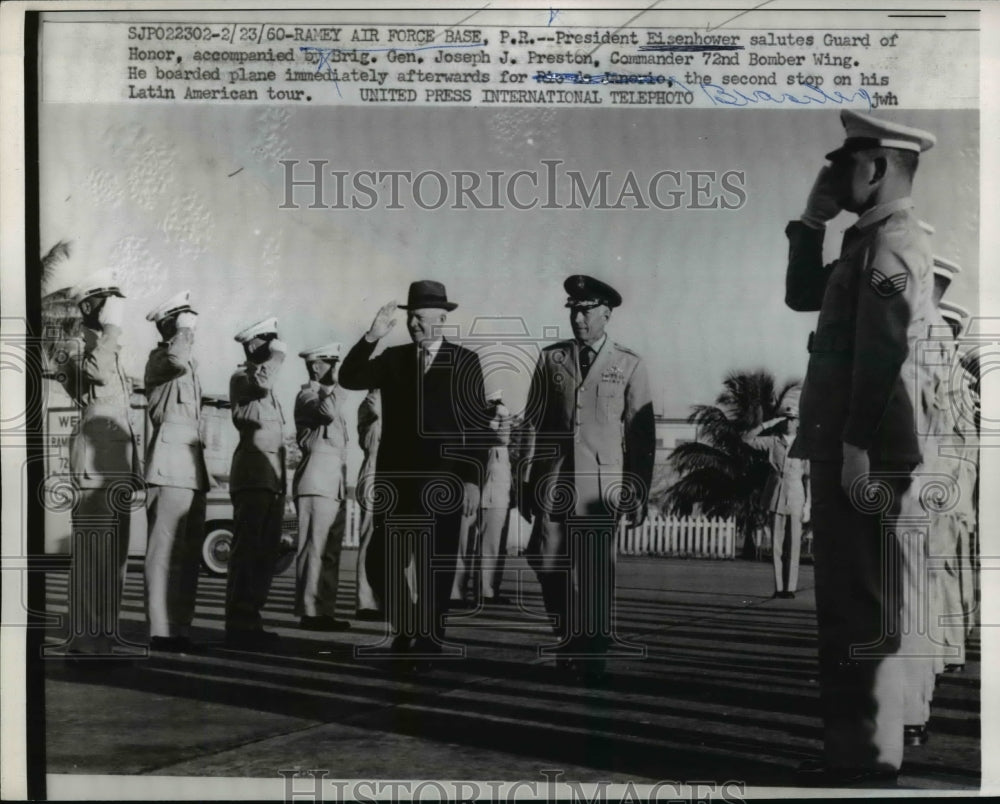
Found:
[617,514,737,558]
[340,500,736,559]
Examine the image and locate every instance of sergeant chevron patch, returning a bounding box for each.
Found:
[870,268,908,298]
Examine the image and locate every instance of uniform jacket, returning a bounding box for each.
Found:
[522,338,656,519]
[292,381,349,499]
[339,337,487,515]
[229,360,287,494]
[143,335,209,491]
[58,325,139,489]
[785,199,935,463]
[355,390,382,513]
[481,407,513,509]
[745,431,809,516]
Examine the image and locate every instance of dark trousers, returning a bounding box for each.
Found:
[226,490,284,631]
[811,460,913,771]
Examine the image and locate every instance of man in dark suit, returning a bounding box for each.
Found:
[520,275,656,682]
[340,280,487,661]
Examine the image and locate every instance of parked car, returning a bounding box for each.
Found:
[201,489,298,577]
[42,384,297,577]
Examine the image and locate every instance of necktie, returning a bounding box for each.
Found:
[421,347,432,374]
[579,345,594,380]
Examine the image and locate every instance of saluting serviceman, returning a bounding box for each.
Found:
[143,291,210,652]
[55,271,141,657]
[355,389,384,620]
[784,110,937,786]
[226,317,288,649]
[293,342,351,632]
[520,275,655,683]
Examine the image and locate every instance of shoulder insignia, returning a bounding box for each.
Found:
[611,341,640,358]
[870,268,908,298]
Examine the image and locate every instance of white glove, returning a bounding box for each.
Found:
[175,311,198,330]
[98,295,125,328]
[800,166,841,229]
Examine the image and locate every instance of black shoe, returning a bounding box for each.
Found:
[225,628,281,650]
[390,634,414,654]
[150,636,193,653]
[449,598,476,610]
[944,663,965,673]
[300,615,351,632]
[484,594,511,605]
[795,760,898,788]
[355,609,383,622]
[776,590,796,599]
[904,724,929,746]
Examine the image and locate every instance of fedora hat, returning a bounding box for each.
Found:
[398,280,458,312]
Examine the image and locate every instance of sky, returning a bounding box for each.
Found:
[39,104,979,477]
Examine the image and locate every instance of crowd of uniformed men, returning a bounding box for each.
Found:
[51,109,979,787]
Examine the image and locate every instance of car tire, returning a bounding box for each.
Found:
[202,521,234,576]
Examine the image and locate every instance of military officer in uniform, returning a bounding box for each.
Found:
[355,389,384,619]
[520,275,656,682]
[293,342,351,632]
[143,291,210,652]
[784,110,937,785]
[743,397,810,599]
[226,317,288,649]
[55,271,141,657]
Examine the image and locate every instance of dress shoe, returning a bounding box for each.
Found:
[149,636,193,653]
[904,724,929,746]
[300,615,351,632]
[355,609,383,622]
[225,628,281,650]
[795,759,898,788]
[775,590,796,599]
[944,663,965,673]
[448,598,476,610]
[484,594,512,605]
[390,634,414,654]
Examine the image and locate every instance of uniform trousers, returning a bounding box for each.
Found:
[527,512,622,656]
[810,460,913,771]
[145,486,205,638]
[294,495,345,618]
[226,489,285,631]
[449,509,479,601]
[772,512,802,594]
[480,506,511,599]
[63,486,134,653]
[355,502,381,613]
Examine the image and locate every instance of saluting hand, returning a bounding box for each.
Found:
[801,165,841,229]
[366,301,398,342]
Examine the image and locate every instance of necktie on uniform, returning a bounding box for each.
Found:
[579,345,595,380]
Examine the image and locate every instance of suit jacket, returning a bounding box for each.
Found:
[522,338,655,519]
[143,336,209,492]
[229,361,287,494]
[58,325,139,489]
[292,381,349,499]
[785,199,934,463]
[339,337,487,516]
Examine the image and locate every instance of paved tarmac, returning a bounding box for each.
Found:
[41,551,980,795]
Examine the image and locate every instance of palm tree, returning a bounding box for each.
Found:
[39,240,80,375]
[658,370,800,559]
